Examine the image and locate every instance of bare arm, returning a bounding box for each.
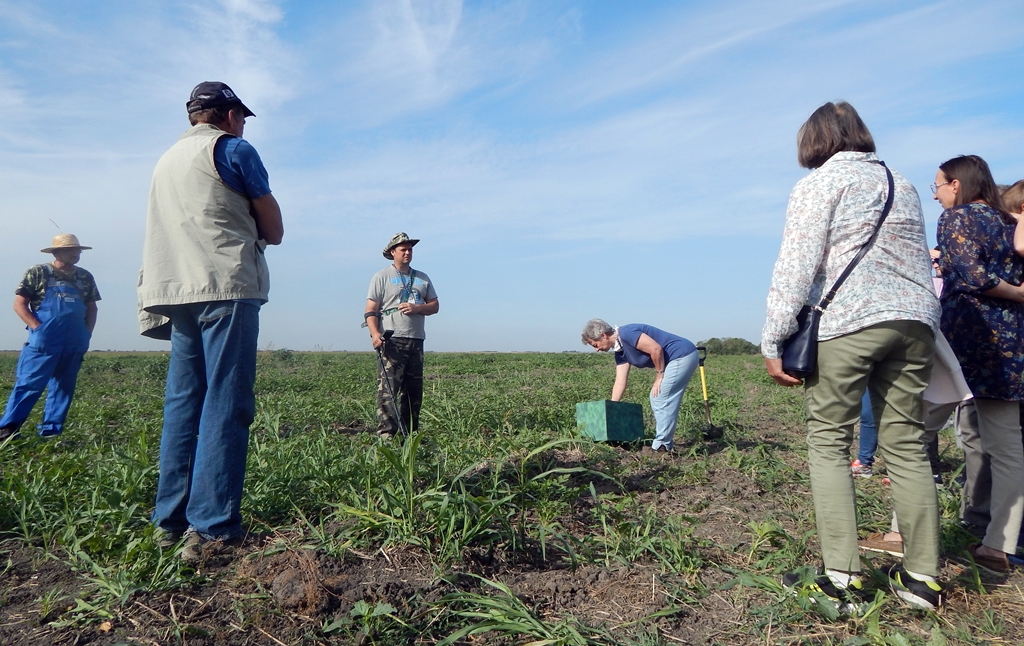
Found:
[764,356,803,387]
[397,298,439,316]
[610,362,630,401]
[633,333,665,372]
[251,193,284,245]
[982,279,1024,303]
[84,302,98,334]
[13,295,39,330]
[633,333,667,396]
[365,299,383,348]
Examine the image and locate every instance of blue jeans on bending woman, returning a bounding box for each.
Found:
[152,300,260,541]
[650,351,699,450]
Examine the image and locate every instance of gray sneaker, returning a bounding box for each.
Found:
[180,529,243,563]
[850,460,873,478]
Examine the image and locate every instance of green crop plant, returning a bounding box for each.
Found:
[434,576,604,646]
[35,586,64,622]
[0,352,1016,644]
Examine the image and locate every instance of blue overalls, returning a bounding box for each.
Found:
[0,266,91,436]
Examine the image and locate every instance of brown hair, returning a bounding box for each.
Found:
[1002,180,1024,216]
[938,155,1012,223]
[796,101,876,169]
[188,104,242,127]
[794,99,876,167]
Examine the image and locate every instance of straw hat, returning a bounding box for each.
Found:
[41,234,92,253]
[382,232,419,259]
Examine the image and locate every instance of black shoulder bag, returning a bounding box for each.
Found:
[781,163,895,379]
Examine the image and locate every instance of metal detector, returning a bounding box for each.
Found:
[695,346,723,440]
[376,330,408,436]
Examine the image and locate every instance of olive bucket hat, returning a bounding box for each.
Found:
[383,232,420,260]
[41,233,92,253]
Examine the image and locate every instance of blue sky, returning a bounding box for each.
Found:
[1,0,1022,352]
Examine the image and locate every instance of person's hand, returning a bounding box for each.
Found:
[764,357,803,387]
[371,333,384,349]
[651,374,663,398]
[28,319,41,331]
[929,248,942,277]
[397,302,416,315]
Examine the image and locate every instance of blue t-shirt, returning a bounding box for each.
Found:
[213,136,271,199]
[614,324,696,368]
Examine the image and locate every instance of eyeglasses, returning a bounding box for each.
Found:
[930,181,951,195]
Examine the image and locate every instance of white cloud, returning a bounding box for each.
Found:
[182,0,294,110]
[320,0,557,126]
[1,1,1022,351]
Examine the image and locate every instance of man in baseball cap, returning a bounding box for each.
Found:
[186,81,255,117]
[139,81,283,560]
[364,233,439,438]
[0,234,100,440]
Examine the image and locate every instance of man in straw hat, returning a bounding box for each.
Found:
[138,81,284,559]
[364,233,439,437]
[0,234,99,440]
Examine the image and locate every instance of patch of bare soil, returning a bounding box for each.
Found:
[0,543,88,645]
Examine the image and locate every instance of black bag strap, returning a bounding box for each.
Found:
[815,162,895,311]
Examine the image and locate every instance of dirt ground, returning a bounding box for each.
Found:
[6,438,1020,646]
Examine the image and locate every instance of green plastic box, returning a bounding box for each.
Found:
[576,400,644,442]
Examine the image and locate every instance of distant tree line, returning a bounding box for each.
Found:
[697,337,760,355]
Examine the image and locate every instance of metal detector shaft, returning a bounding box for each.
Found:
[376,330,408,436]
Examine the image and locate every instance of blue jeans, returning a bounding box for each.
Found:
[857,390,878,465]
[0,344,85,436]
[650,351,699,450]
[152,300,259,540]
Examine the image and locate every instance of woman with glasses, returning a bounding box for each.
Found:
[934,155,1024,574]
[762,101,942,611]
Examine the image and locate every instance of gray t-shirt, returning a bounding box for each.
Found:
[367,265,438,340]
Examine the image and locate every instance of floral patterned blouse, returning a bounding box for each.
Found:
[762,152,939,358]
[937,202,1024,400]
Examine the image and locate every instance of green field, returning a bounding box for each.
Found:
[0,351,1021,645]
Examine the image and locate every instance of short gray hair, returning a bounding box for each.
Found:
[581,318,614,344]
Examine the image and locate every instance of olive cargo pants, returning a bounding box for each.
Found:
[804,321,939,576]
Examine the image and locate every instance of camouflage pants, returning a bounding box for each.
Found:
[376,337,424,435]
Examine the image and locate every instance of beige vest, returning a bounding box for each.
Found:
[138,124,270,339]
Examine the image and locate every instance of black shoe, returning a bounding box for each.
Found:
[782,570,869,616]
[640,445,672,456]
[959,522,987,541]
[886,564,943,610]
[0,426,21,441]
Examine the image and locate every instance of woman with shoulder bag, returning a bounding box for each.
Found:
[761,101,943,611]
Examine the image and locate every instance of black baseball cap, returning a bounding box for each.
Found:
[186,81,255,117]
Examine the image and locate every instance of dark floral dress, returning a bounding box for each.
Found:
[937,202,1024,400]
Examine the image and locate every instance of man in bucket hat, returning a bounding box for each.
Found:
[138,81,283,560]
[0,234,100,440]
[364,233,439,437]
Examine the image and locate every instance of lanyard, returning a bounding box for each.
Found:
[398,269,417,303]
